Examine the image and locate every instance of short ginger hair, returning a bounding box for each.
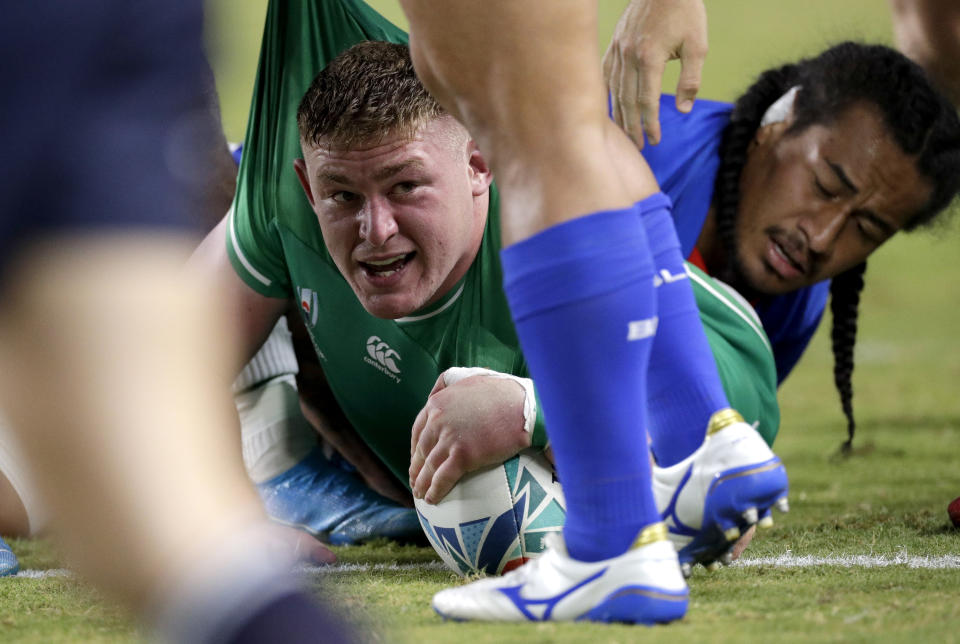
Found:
[297,41,446,149]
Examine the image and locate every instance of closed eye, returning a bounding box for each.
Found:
[854,212,893,243]
[855,220,883,243]
[814,177,838,200]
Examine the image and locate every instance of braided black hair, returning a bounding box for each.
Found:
[829,261,866,453]
[712,42,960,450]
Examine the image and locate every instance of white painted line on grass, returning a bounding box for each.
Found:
[299,555,960,574]
[296,561,449,575]
[735,553,960,569]
[9,563,449,580]
[12,569,71,578]
[11,554,960,579]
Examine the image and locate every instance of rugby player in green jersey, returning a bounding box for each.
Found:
[188,0,959,587]
[192,14,782,581]
[214,3,960,565]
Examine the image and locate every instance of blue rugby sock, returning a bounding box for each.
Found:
[640,194,731,467]
[500,201,661,563]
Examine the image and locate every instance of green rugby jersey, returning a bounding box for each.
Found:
[227,0,780,485]
[687,265,780,444]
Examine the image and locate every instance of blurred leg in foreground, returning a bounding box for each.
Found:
[0,2,354,642]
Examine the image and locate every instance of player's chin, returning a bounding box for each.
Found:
[739,257,801,297]
[353,274,425,319]
[748,274,795,297]
[358,290,425,320]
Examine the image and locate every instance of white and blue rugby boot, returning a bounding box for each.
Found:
[0,536,19,577]
[432,522,688,624]
[257,447,423,546]
[653,409,788,575]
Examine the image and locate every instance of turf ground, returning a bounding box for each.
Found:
[2,1,959,642]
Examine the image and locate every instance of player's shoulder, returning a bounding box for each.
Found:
[687,263,771,352]
[687,263,752,316]
[656,95,732,139]
[643,95,732,179]
[658,94,732,118]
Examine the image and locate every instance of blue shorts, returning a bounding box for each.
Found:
[0,1,211,279]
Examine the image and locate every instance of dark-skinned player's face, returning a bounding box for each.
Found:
[734,102,932,296]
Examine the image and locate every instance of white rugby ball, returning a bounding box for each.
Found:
[415,449,566,576]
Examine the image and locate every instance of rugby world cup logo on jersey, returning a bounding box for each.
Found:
[295,286,327,361]
[297,286,319,327]
[364,336,402,383]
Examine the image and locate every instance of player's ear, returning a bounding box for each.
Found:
[293,158,316,208]
[466,140,492,196]
[752,85,799,151]
[748,120,790,154]
[751,106,796,152]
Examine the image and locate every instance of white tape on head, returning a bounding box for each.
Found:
[760,85,801,126]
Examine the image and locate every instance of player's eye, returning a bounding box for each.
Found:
[331,191,359,204]
[854,215,885,244]
[814,177,837,200]
[392,181,417,195]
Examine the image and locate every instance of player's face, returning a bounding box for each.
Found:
[295,117,491,319]
[733,103,931,296]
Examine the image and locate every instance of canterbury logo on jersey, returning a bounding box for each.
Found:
[653,268,688,287]
[364,336,402,383]
[297,286,319,327]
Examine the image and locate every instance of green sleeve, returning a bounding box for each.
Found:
[226,207,290,298]
[688,264,781,446]
[531,388,549,450]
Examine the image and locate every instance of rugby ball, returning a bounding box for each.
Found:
[415,449,565,576]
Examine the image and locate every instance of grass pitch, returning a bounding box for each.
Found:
[3,1,959,642]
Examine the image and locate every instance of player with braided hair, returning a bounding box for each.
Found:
[674,42,960,450]
[608,2,960,451]
[400,0,959,614]
[429,37,960,572]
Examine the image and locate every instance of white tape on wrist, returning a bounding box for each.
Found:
[441,366,536,434]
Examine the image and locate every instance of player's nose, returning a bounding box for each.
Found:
[358,198,399,246]
[798,204,847,256]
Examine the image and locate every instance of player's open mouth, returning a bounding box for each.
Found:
[359,252,416,278]
[766,236,805,279]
